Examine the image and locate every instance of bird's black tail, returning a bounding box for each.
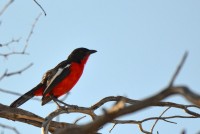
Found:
[10,83,43,108]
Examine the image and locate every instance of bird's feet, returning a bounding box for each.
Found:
[50,95,78,109]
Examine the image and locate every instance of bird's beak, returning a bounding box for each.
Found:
[88,49,97,54]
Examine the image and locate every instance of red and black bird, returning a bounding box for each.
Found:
[10,47,97,108]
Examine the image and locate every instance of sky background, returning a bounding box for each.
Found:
[0,0,200,134]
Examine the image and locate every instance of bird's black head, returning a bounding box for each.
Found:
[68,47,97,63]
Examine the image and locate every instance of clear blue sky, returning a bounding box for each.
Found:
[0,0,200,134]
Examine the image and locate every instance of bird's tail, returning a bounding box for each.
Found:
[10,83,43,108]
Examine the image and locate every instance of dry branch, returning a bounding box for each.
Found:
[0,63,33,81]
[0,51,29,58]
[0,88,200,134]
[151,107,171,133]
[70,86,200,134]
[0,103,75,133]
[168,52,188,86]
[33,0,46,16]
[0,0,14,16]
[0,38,21,47]
[0,13,42,58]
[41,86,200,134]
[23,13,42,53]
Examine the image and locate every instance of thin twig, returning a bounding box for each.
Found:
[151,107,171,133]
[0,37,21,47]
[111,116,177,125]
[169,52,188,87]
[23,13,42,53]
[140,116,177,124]
[33,0,46,16]
[74,116,87,124]
[0,0,14,16]
[109,123,117,133]
[90,96,138,110]
[0,14,42,58]
[138,124,151,134]
[0,51,29,58]
[0,63,33,81]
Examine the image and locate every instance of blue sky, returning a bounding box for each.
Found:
[0,0,200,134]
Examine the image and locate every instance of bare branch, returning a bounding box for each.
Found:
[51,92,200,133]
[49,84,200,134]
[90,96,137,110]
[74,116,87,124]
[0,103,75,133]
[71,86,200,134]
[0,0,14,16]
[23,13,42,53]
[144,115,198,121]
[0,14,42,58]
[41,106,98,134]
[33,0,46,16]
[109,123,117,133]
[90,95,200,117]
[111,116,177,125]
[0,37,21,47]
[138,124,151,134]
[107,99,125,114]
[0,51,29,58]
[3,86,199,133]
[0,87,200,134]
[41,109,70,134]
[0,63,33,81]
[169,52,188,87]
[151,107,171,133]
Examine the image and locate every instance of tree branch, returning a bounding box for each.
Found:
[0,13,42,58]
[33,0,46,16]
[151,107,171,133]
[54,85,200,134]
[0,87,199,134]
[0,103,75,133]
[0,37,21,47]
[23,13,42,53]
[169,51,188,87]
[0,0,14,16]
[0,63,33,81]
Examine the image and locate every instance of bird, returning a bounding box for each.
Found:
[10,47,97,108]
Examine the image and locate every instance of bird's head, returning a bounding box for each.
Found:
[68,47,97,63]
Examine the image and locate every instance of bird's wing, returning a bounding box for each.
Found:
[42,60,71,97]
